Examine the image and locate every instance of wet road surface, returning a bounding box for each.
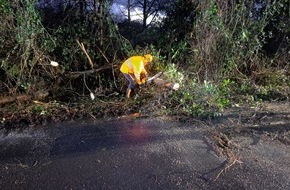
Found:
[0,117,290,190]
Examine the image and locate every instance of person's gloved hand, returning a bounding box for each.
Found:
[141,77,146,84]
[137,80,142,88]
[140,72,147,84]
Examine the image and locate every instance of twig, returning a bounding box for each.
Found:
[83,73,92,93]
[214,157,243,181]
[88,112,97,120]
[97,46,110,64]
[76,40,94,69]
[112,51,118,88]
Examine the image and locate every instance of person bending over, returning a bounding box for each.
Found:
[120,54,153,98]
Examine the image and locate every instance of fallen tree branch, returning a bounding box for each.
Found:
[0,91,49,105]
[66,65,118,79]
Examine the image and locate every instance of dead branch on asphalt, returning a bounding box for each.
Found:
[204,132,243,181]
[212,132,243,181]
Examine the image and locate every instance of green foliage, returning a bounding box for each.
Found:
[0,0,289,118]
[148,0,289,117]
[166,80,229,118]
[0,0,12,14]
[164,63,184,85]
[160,63,232,118]
[1,0,56,84]
[31,105,47,116]
[160,0,289,79]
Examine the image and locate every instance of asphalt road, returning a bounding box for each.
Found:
[0,117,290,190]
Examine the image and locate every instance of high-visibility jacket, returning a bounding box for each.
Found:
[120,56,148,84]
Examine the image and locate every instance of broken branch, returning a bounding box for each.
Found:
[76,40,94,69]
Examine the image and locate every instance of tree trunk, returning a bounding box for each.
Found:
[93,0,97,12]
[79,0,86,16]
[143,0,147,28]
[127,0,131,22]
[97,0,104,46]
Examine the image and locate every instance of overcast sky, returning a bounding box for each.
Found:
[111,0,167,24]
[36,0,166,24]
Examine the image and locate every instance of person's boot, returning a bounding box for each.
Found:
[126,89,131,98]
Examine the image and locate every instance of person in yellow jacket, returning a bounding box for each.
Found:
[120,54,153,98]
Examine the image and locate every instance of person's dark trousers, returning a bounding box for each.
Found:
[123,73,137,98]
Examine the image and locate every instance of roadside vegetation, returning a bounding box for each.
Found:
[0,0,289,127]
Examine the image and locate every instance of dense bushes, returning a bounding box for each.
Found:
[0,0,289,117]
[155,0,289,116]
